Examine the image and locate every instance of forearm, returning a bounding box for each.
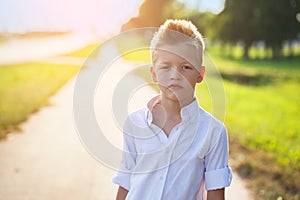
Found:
[116,186,128,200]
[207,188,224,200]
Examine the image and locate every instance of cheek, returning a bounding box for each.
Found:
[156,70,167,80]
[156,74,170,88]
[157,77,168,86]
[182,74,198,85]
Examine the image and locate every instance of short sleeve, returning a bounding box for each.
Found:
[112,118,137,190]
[204,126,232,190]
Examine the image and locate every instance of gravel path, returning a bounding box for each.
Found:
[0,32,96,65]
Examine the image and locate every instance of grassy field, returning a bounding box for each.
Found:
[205,48,300,199]
[213,43,300,60]
[0,62,79,139]
[63,43,100,58]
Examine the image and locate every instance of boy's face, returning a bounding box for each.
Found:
[151,49,205,106]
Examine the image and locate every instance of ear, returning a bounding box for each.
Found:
[150,66,157,82]
[197,66,206,83]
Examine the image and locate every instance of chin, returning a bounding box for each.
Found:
[166,92,190,103]
[166,93,180,102]
[177,94,195,105]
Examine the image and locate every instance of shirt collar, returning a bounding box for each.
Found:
[180,98,199,122]
[145,97,199,127]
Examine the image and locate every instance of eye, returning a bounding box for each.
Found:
[182,65,193,70]
[158,65,170,70]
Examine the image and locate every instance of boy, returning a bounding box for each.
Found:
[113,19,232,200]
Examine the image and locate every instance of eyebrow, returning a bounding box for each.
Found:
[156,60,192,65]
[157,61,172,65]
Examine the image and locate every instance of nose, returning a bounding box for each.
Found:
[170,68,182,80]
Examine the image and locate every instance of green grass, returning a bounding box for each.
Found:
[0,37,6,43]
[121,47,300,199]
[209,50,300,71]
[64,42,153,65]
[210,43,300,60]
[205,48,300,199]
[122,49,151,62]
[63,43,100,58]
[63,39,153,61]
[0,62,79,139]
[224,82,299,199]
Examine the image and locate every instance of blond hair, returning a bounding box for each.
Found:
[150,19,205,65]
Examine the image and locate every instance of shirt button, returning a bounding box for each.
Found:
[160,176,163,180]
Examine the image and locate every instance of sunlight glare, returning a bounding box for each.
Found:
[0,0,143,35]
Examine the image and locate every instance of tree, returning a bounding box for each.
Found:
[121,0,217,44]
[257,0,300,59]
[215,0,300,59]
[121,0,178,31]
[214,0,261,59]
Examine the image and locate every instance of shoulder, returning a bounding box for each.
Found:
[123,108,148,130]
[127,108,146,122]
[198,107,225,130]
[128,108,147,124]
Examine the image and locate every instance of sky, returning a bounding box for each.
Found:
[0,0,224,35]
[179,0,225,14]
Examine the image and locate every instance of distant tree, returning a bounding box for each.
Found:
[121,0,219,39]
[174,9,216,38]
[257,0,300,59]
[121,0,178,31]
[214,0,261,59]
[215,0,300,59]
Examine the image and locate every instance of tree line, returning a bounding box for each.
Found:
[121,0,300,59]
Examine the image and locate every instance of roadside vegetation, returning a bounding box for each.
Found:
[63,43,100,58]
[0,62,79,139]
[206,47,300,200]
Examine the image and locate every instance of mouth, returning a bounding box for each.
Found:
[168,84,183,90]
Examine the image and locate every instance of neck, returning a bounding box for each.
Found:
[160,95,181,118]
[161,94,194,112]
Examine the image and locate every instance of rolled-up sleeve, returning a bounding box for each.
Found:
[204,126,232,190]
[112,171,131,190]
[205,166,232,190]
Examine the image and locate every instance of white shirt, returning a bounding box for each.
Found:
[112,99,232,200]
